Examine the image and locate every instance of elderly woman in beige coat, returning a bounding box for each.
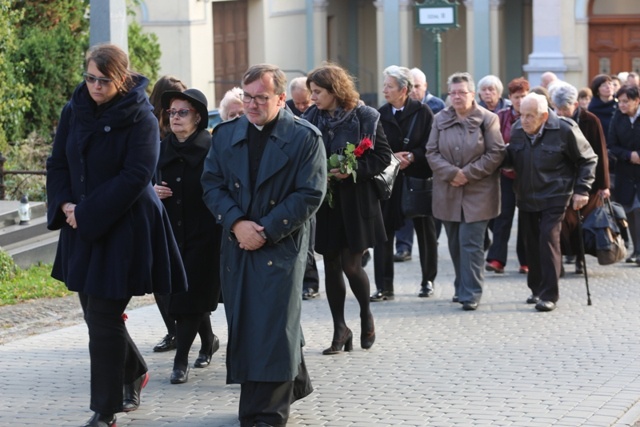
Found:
[427,72,506,310]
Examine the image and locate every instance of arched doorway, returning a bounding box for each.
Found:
[589,0,640,79]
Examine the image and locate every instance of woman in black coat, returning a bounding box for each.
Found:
[303,63,392,354]
[46,44,187,427]
[372,66,436,301]
[156,88,222,384]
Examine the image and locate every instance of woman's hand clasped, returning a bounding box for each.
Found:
[62,202,77,229]
[154,181,173,200]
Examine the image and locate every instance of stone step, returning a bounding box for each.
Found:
[0,215,50,248]
[0,201,47,227]
[4,230,59,269]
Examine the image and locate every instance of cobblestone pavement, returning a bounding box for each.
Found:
[2,234,640,426]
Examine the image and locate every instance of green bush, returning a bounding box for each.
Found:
[0,248,17,282]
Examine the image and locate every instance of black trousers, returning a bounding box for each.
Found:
[238,351,313,427]
[79,293,147,414]
[520,206,565,302]
[413,215,438,284]
[302,215,320,292]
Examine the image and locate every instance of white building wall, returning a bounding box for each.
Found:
[136,0,215,105]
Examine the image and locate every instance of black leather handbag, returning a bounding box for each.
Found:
[373,154,401,200]
[402,176,433,218]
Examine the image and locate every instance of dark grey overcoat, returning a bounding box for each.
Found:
[201,110,326,384]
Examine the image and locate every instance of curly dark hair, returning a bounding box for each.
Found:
[306,63,360,111]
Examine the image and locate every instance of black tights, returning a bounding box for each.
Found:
[173,313,214,370]
[323,248,374,341]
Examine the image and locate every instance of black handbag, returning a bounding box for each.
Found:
[373,154,400,200]
[402,176,433,218]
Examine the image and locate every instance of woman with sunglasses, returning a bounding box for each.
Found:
[155,89,222,384]
[46,44,187,427]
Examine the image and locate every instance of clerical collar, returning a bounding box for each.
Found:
[392,107,404,115]
[250,114,278,133]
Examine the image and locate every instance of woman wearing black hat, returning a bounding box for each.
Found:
[156,88,222,384]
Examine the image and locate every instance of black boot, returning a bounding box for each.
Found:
[82,412,116,427]
[122,372,149,412]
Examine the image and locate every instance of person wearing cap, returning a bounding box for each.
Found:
[156,88,222,384]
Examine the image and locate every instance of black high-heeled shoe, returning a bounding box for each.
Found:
[122,372,149,412]
[361,314,375,350]
[194,335,220,368]
[82,412,116,427]
[322,328,353,355]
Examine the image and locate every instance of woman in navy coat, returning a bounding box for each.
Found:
[46,44,186,427]
[156,88,222,384]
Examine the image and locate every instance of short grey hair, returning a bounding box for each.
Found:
[477,74,504,94]
[410,67,427,84]
[289,76,308,94]
[447,72,475,92]
[383,65,414,92]
[550,82,578,109]
[522,92,548,114]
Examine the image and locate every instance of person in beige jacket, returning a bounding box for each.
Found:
[426,72,506,310]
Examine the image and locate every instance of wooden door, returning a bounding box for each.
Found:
[589,20,640,79]
[212,0,248,107]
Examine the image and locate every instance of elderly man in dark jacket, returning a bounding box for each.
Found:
[201,64,326,427]
[507,93,597,312]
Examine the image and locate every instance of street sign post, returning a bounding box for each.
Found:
[415,0,459,97]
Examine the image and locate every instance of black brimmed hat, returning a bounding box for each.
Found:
[161,88,209,130]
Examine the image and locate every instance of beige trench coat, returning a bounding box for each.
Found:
[426,103,506,223]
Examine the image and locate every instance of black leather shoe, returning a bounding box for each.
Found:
[194,335,220,368]
[170,367,190,384]
[370,290,394,302]
[82,413,116,427]
[564,255,576,264]
[452,295,459,303]
[526,295,540,304]
[153,334,176,352]
[575,260,584,275]
[302,288,319,300]
[535,300,556,312]
[122,372,149,412]
[393,250,411,262]
[361,250,371,267]
[418,281,434,297]
[626,253,639,263]
[462,301,478,311]
[255,422,275,427]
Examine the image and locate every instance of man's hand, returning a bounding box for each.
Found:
[572,194,589,211]
[232,220,267,251]
[450,170,468,187]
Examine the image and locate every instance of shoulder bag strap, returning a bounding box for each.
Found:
[403,113,419,145]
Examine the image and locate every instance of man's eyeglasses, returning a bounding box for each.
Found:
[166,108,195,118]
[242,93,271,105]
[448,91,471,97]
[83,72,113,86]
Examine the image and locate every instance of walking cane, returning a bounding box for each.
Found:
[575,209,592,306]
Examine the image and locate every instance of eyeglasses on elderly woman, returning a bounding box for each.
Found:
[166,108,195,118]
